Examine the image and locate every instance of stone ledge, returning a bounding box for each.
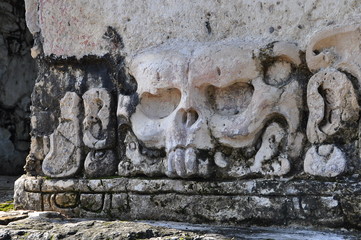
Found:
[14,175,361,228]
[19,176,361,196]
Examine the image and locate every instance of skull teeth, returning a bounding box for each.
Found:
[166,150,177,177]
[174,148,186,177]
[166,147,198,178]
[185,148,197,176]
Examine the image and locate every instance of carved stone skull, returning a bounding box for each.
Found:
[129,41,302,178]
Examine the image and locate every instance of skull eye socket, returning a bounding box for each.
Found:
[139,88,181,119]
[207,82,254,116]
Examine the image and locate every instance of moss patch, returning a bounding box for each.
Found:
[0,200,14,212]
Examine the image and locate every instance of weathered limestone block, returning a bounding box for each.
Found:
[54,193,79,208]
[304,145,346,177]
[293,196,344,227]
[25,0,361,59]
[306,69,359,144]
[110,193,129,217]
[340,195,361,228]
[80,194,104,212]
[42,92,83,178]
[15,176,361,228]
[17,0,361,230]
[14,176,42,211]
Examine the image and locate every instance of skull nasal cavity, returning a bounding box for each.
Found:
[181,109,199,127]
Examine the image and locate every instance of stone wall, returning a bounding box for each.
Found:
[15,0,361,229]
[0,0,36,175]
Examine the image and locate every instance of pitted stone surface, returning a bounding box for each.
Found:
[42,92,83,178]
[307,69,359,144]
[83,88,116,149]
[304,145,347,177]
[13,176,361,228]
[25,0,361,58]
[18,0,361,230]
[2,216,359,240]
[129,41,304,179]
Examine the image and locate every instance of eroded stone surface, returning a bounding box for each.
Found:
[129,41,303,179]
[84,150,117,178]
[304,145,346,177]
[17,0,361,230]
[251,123,290,176]
[307,69,359,144]
[42,92,83,178]
[83,88,115,149]
[118,131,164,177]
[306,25,361,79]
[24,0,361,58]
[13,176,361,229]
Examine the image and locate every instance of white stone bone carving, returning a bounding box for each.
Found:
[84,149,117,178]
[117,94,132,125]
[304,145,346,177]
[83,88,115,149]
[129,42,303,178]
[251,123,290,176]
[307,69,359,143]
[206,43,302,150]
[129,45,211,178]
[306,25,361,80]
[42,92,82,178]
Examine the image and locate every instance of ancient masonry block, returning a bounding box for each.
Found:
[16,0,361,229]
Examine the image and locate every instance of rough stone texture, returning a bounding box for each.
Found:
[83,88,116,149]
[128,41,304,179]
[17,0,361,230]
[307,69,359,144]
[304,145,347,177]
[0,0,37,175]
[3,216,360,240]
[25,0,361,59]
[14,175,361,229]
[42,92,83,178]
[3,178,360,239]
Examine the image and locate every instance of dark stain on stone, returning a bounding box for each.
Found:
[205,12,212,34]
[205,21,212,34]
[103,26,124,49]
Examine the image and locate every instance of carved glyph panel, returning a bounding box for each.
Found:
[307,69,359,144]
[42,92,83,178]
[303,25,361,177]
[83,88,115,149]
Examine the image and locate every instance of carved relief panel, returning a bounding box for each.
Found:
[42,92,83,178]
[38,25,361,181]
[304,25,361,177]
[124,41,305,179]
